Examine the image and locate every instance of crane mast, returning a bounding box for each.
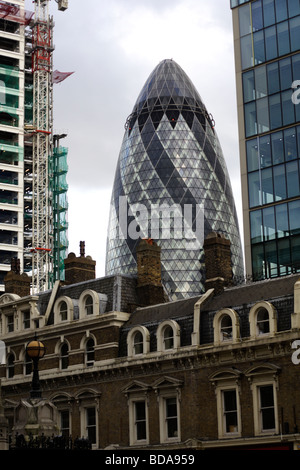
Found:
[31,0,68,292]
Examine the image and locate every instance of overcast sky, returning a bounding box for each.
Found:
[25,0,242,277]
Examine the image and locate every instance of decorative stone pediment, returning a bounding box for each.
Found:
[122,380,150,396]
[0,293,20,305]
[152,376,183,390]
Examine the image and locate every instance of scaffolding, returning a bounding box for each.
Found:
[31,0,53,292]
[49,145,69,283]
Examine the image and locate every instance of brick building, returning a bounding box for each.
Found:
[1,236,300,450]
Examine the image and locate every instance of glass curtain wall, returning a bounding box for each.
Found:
[231,0,300,280]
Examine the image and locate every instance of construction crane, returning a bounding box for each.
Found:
[31,0,68,293]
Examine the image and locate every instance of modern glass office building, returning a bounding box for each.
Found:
[231,0,300,280]
[105,59,244,299]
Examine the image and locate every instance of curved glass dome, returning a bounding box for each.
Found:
[105,59,244,299]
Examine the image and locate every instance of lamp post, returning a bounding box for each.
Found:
[26,338,45,399]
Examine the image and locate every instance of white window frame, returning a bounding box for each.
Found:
[159,392,181,444]
[54,296,75,324]
[127,326,150,357]
[128,397,149,446]
[245,364,280,436]
[157,320,180,352]
[249,301,277,339]
[213,309,240,345]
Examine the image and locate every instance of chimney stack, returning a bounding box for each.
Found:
[136,239,166,306]
[203,232,233,295]
[64,242,96,285]
[4,257,31,297]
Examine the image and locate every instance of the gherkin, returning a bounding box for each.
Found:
[105,59,244,299]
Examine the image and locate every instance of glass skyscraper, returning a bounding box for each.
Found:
[105,59,244,299]
[231,0,300,280]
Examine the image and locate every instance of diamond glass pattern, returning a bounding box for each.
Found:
[105,60,244,299]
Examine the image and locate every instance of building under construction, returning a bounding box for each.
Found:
[0,0,70,293]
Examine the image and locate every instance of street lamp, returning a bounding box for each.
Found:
[26,338,45,399]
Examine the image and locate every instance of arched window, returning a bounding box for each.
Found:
[220,315,233,342]
[59,301,68,322]
[157,321,180,352]
[84,295,93,316]
[7,353,14,378]
[60,343,69,370]
[127,326,150,357]
[133,331,143,355]
[86,338,95,367]
[249,302,277,338]
[163,326,174,350]
[213,309,240,344]
[256,307,270,335]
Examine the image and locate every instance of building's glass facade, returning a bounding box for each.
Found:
[105,59,244,299]
[231,0,300,280]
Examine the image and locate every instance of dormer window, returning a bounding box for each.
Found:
[157,321,180,352]
[60,301,68,322]
[249,301,277,339]
[220,315,233,341]
[133,331,143,355]
[84,295,93,316]
[127,326,150,357]
[213,309,240,345]
[256,307,270,335]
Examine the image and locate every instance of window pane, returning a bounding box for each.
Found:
[267,62,280,95]
[252,0,264,31]
[255,66,267,99]
[286,161,300,197]
[261,167,274,204]
[265,26,277,61]
[245,101,257,137]
[248,171,261,207]
[247,138,259,171]
[223,390,238,433]
[271,131,284,164]
[86,407,96,444]
[284,127,297,161]
[265,240,278,277]
[273,164,287,200]
[166,398,178,438]
[291,236,300,271]
[259,134,272,168]
[275,0,288,22]
[269,94,282,129]
[277,21,290,56]
[279,58,292,91]
[263,0,276,26]
[278,238,292,275]
[263,206,276,240]
[290,16,300,52]
[288,0,300,17]
[243,70,255,103]
[239,4,252,36]
[241,35,254,70]
[275,203,289,237]
[254,30,266,65]
[281,90,295,126]
[292,54,300,82]
[260,385,275,430]
[250,209,263,243]
[135,402,146,440]
[252,243,264,280]
[257,97,270,133]
[289,200,300,234]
